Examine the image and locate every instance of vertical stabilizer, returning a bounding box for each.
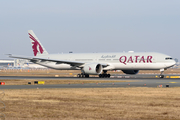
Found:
[28,30,48,56]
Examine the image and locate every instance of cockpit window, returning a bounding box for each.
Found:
[165,57,173,60]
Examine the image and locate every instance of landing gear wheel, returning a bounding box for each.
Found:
[102,74,105,78]
[159,75,164,78]
[85,74,89,78]
[77,74,81,78]
[78,73,89,78]
[99,74,102,78]
[81,74,85,78]
[105,74,108,78]
[99,74,111,78]
[107,74,111,78]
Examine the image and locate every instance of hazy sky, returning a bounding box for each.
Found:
[0,0,180,60]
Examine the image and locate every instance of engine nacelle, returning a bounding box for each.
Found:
[122,70,139,74]
[83,63,103,75]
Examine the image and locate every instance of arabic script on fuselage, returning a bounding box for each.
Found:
[101,55,116,58]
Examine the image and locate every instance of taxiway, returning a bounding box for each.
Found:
[0,74,180,89]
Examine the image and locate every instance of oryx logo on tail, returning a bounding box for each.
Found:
[28,30,48,56]
[29,33,44,56]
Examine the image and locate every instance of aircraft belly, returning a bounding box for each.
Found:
[37,62,80,70]
[112,63,166,70]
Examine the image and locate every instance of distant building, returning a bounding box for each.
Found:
[14,59,26,67]
[0,59,14,68]
[0,59,47,69]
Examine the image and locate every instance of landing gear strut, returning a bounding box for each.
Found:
[99,70,111,78]
[159,69,165,78]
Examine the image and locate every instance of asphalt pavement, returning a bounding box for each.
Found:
[0,74,180,89]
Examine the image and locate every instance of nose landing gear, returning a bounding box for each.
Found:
[159,69,165,78]
[159,74,164,78]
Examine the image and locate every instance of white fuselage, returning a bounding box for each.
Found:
[35,52,176,71]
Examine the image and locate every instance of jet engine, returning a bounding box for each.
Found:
[122,70,139,74]
[83,63,103,75]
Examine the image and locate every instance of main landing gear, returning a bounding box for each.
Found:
[159,69,165,78]
[99,70,111,78]
[77,73,89,78]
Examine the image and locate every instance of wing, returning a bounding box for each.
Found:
[8,54,109,67]
[8,54,84,66]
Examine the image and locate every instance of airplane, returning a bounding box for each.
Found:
[8,30,176,78]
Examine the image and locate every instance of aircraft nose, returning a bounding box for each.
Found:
[172,60,176,66]
[165,60,176,68]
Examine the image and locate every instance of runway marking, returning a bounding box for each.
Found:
[156,82,179,84]
[170,76,180,78]
[169,82,178,83]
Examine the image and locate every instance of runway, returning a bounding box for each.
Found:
[0,74,180,89]
[0,74,179,80]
